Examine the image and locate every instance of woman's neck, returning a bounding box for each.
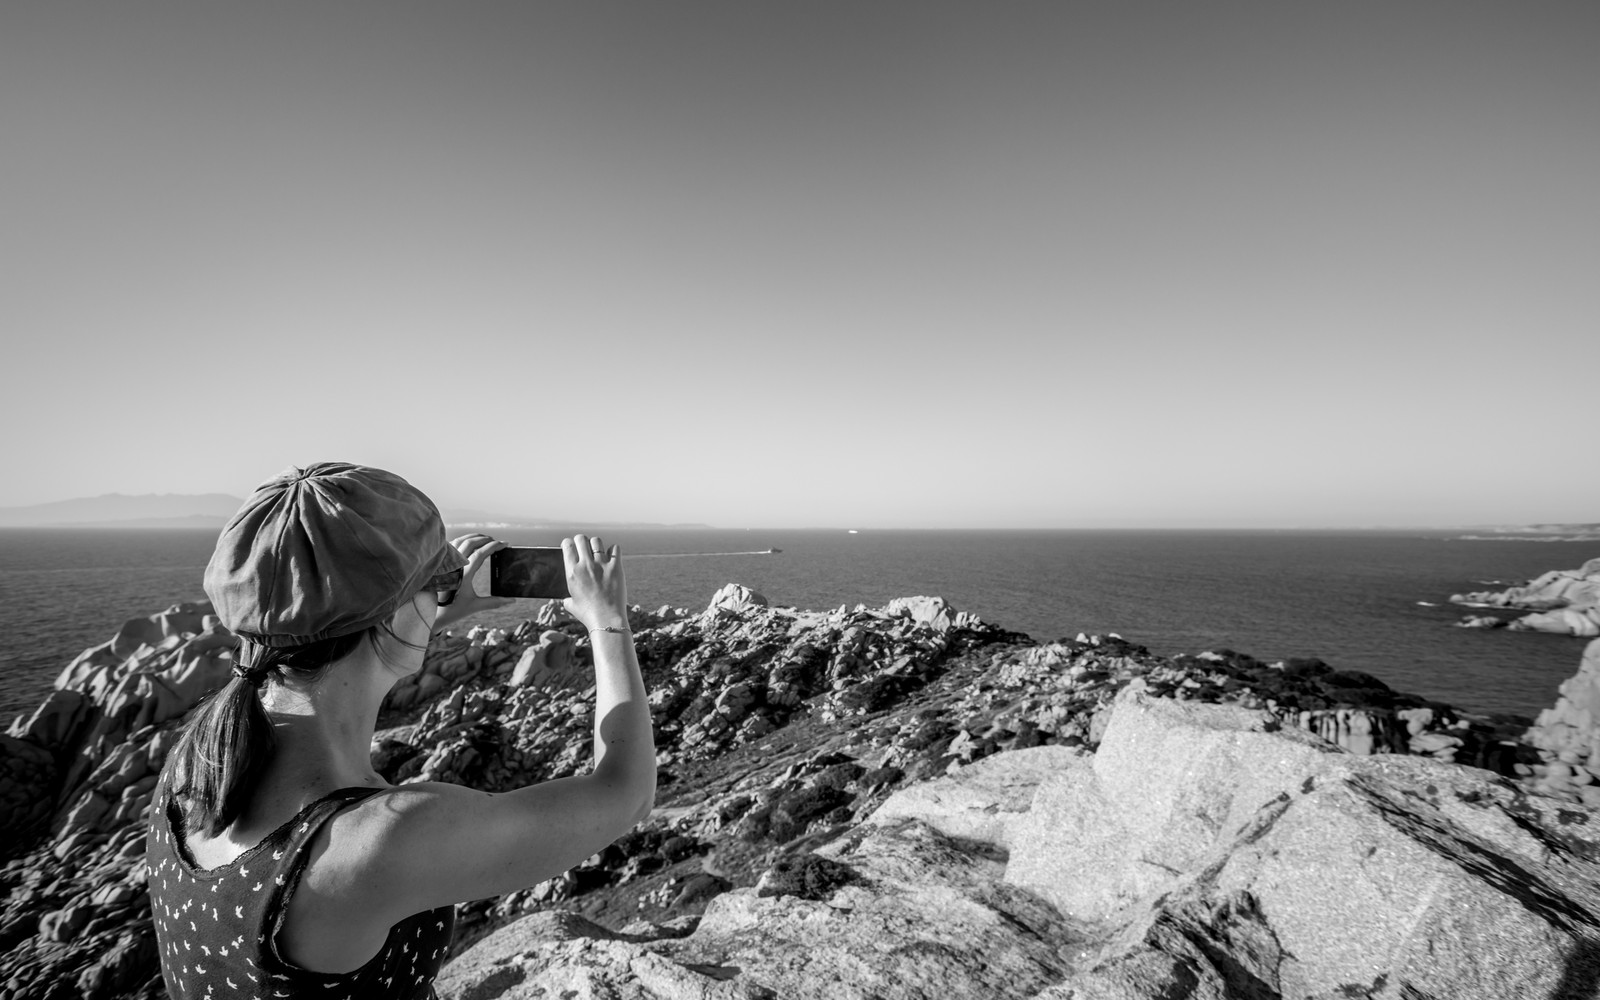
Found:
[260,647,400,797]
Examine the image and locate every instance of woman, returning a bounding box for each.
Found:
[145,462,655,999]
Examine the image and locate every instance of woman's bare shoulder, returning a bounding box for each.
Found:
[309,775,646,917]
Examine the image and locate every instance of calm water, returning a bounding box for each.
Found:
[1,527,1595,724]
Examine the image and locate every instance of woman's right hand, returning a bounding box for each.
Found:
[433,533,513,629]
[561,533,628,631]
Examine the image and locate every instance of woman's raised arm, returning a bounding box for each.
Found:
[315,534,656,920]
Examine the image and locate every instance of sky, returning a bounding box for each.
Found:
[2,1,1596,529]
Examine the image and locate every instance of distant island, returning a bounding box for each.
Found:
[0,493,244,527]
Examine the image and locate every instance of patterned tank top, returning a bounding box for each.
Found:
[145,784,457,999]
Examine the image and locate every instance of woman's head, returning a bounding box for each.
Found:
[204,461,464,647]
[168,462,462,834]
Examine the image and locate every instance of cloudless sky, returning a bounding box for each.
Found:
[3,1,1596,528]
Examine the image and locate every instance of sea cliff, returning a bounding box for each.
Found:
[3,586,1600,998]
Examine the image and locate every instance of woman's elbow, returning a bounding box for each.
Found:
[598,772,655,830]
[629,773,657,826]
[628,793,655,827]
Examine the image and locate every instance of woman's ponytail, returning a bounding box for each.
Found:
[165,629,373,837]
[167,671,276,836]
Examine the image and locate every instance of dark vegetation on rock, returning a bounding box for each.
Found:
[3,584,1599,998]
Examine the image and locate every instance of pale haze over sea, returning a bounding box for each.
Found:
[1,5,1595,738]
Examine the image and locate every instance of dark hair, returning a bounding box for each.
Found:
[166,629,377,836]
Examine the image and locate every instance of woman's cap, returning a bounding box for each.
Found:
[204,462,467,647]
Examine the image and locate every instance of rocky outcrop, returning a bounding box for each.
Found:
[1010,685,1600,998]
[1452,558,1600,636]
[1521,639,1600,806]
[436,817,1082,1000]
[1,604,237,1000]
[0,586,1577,999]
[435,684,1600,999]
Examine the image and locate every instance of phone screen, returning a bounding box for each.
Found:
[488,546,570,599]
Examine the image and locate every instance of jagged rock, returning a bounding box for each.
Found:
[1010,682,1600,998]
[532,601,579,628]
[441,820,1079,1000]
[1288,706,1408,755]
[883,596,960,632]
[706,584,769,614]
[866,744,1087,848]
[7,688,90,752]
[507,631,579,689]
[433,911,626,998]
[73,928,155,998]
[1523,639,1600,805]
[0,734,58,852]
[1453,558,1600,635]
[1512,607,1600,637]
[753,853,857,899]
[1007,684,1339,924]
[53,604,215,684]
[1526,640,1600,755]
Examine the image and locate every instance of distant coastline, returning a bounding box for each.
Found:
[1456,535,1600,543]
[1455,524,1600,543]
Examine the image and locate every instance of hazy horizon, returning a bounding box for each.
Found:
[4,2,1597,529]
[0,489,1593,533]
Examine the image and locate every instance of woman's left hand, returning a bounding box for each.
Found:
[433,534,514,630]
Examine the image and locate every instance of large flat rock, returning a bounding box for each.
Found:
[440,820,1082,1000]
[1008,686,1340,924]
[1010,681,1600,998]
[866,743,1088,849]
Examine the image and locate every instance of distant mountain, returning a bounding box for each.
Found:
[0,495,710,530]
[0,493,244,527]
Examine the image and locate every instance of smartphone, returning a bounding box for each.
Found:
[488,546,570,599]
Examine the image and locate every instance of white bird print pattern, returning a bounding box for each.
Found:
[151,788,454,998]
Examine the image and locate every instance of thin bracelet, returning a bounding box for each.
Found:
[590,625,630,636]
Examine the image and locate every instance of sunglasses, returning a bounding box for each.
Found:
[426,568,465,606]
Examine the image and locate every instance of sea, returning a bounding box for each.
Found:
[1,527,1596,726]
